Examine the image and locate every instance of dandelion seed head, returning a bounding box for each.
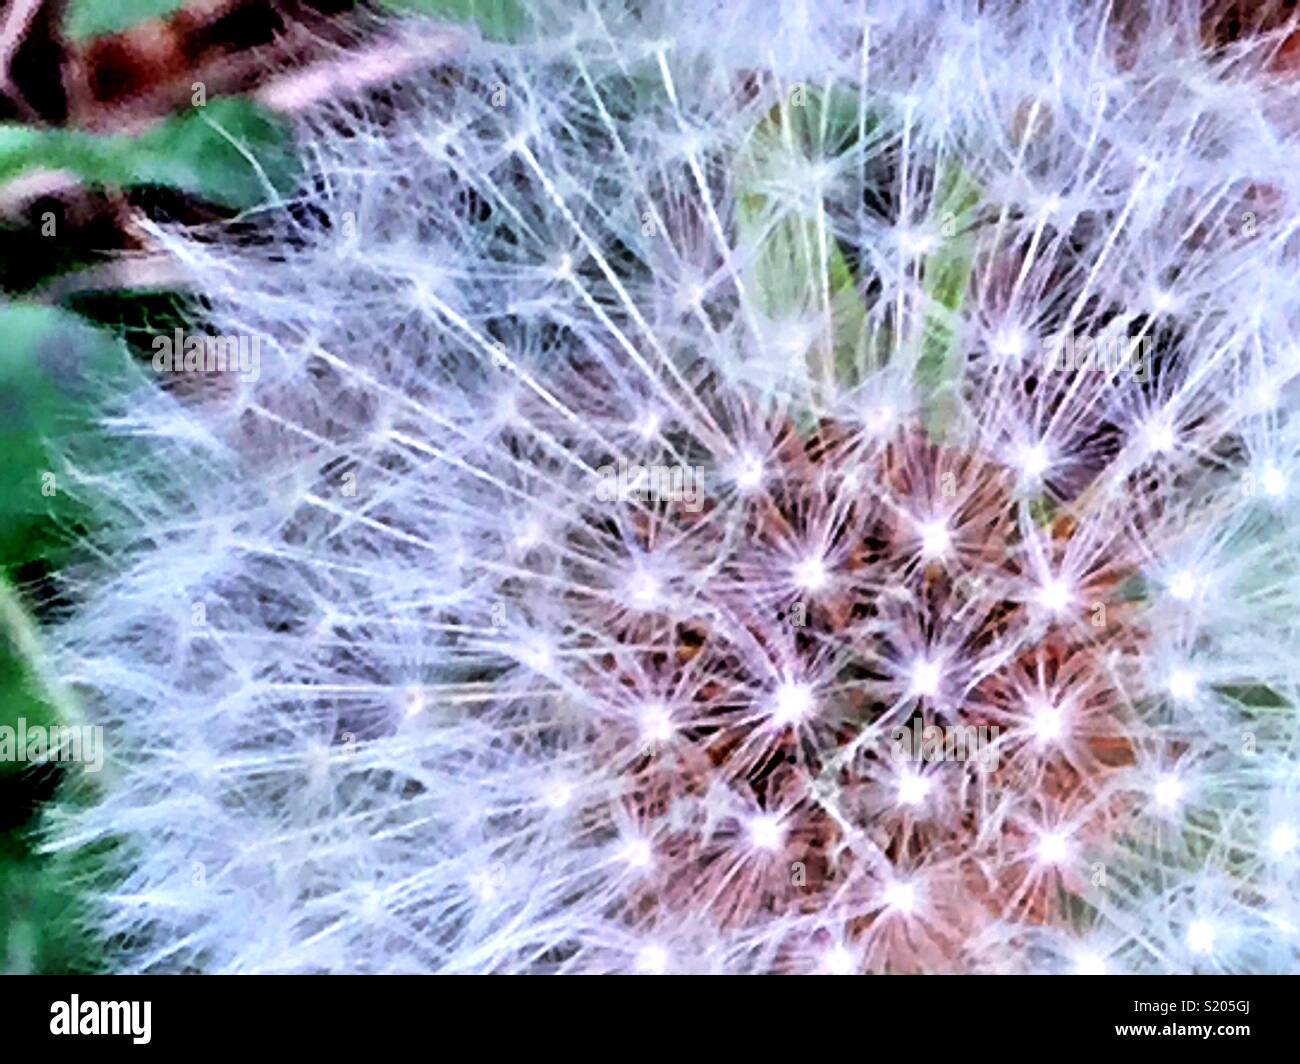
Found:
[45,0,1300,975]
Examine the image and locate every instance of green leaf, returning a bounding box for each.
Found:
[65,0,189,41]
[0,575,100,973]
[0,829,100,973]
[379,0,530,41]
[1215,684,1291,710]
[0,125,129,188]
[0,98,297,210]
[137,98,300,209]
[0,304,136,573]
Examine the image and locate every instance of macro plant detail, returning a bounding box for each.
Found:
[27,0,1300,973]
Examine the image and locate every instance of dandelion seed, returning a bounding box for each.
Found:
[1029,700,1064,742]
[918,518,951,560]
[1186,920,1216,955]
[898,228,938,257]
[867,405,896,434]
[1145,418,1176,455]
[898,773,931,808]
[1269,824,1297,858]
[622,839,653,869]
[629,571,660,608]
[1154,774,1186,812]
[516,635,555,673]
[734,454,764,491]
[992,327,1027,360]
[1037,831,1070,865]
[640,703,673,743]
[749,814,784,852]
[1036,577,1072,614]
[469,870,498,903]
[543,781,574,810]
[635,945,668,975]
[910,659,942,698]
[636,410,662,439]
[1169,569,1198,601]
[403,687,427,718]
[1249,382,1278,413]
[883,881,918,914]
[1074,951,1108,975]
[1018,442,1050,480]
[771,680,814,727]
[1150,288,1178,315]
[792,555,828,591]
[514,519,543,550]
[1168,668,1198,701]
[1261,465,1287,497]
